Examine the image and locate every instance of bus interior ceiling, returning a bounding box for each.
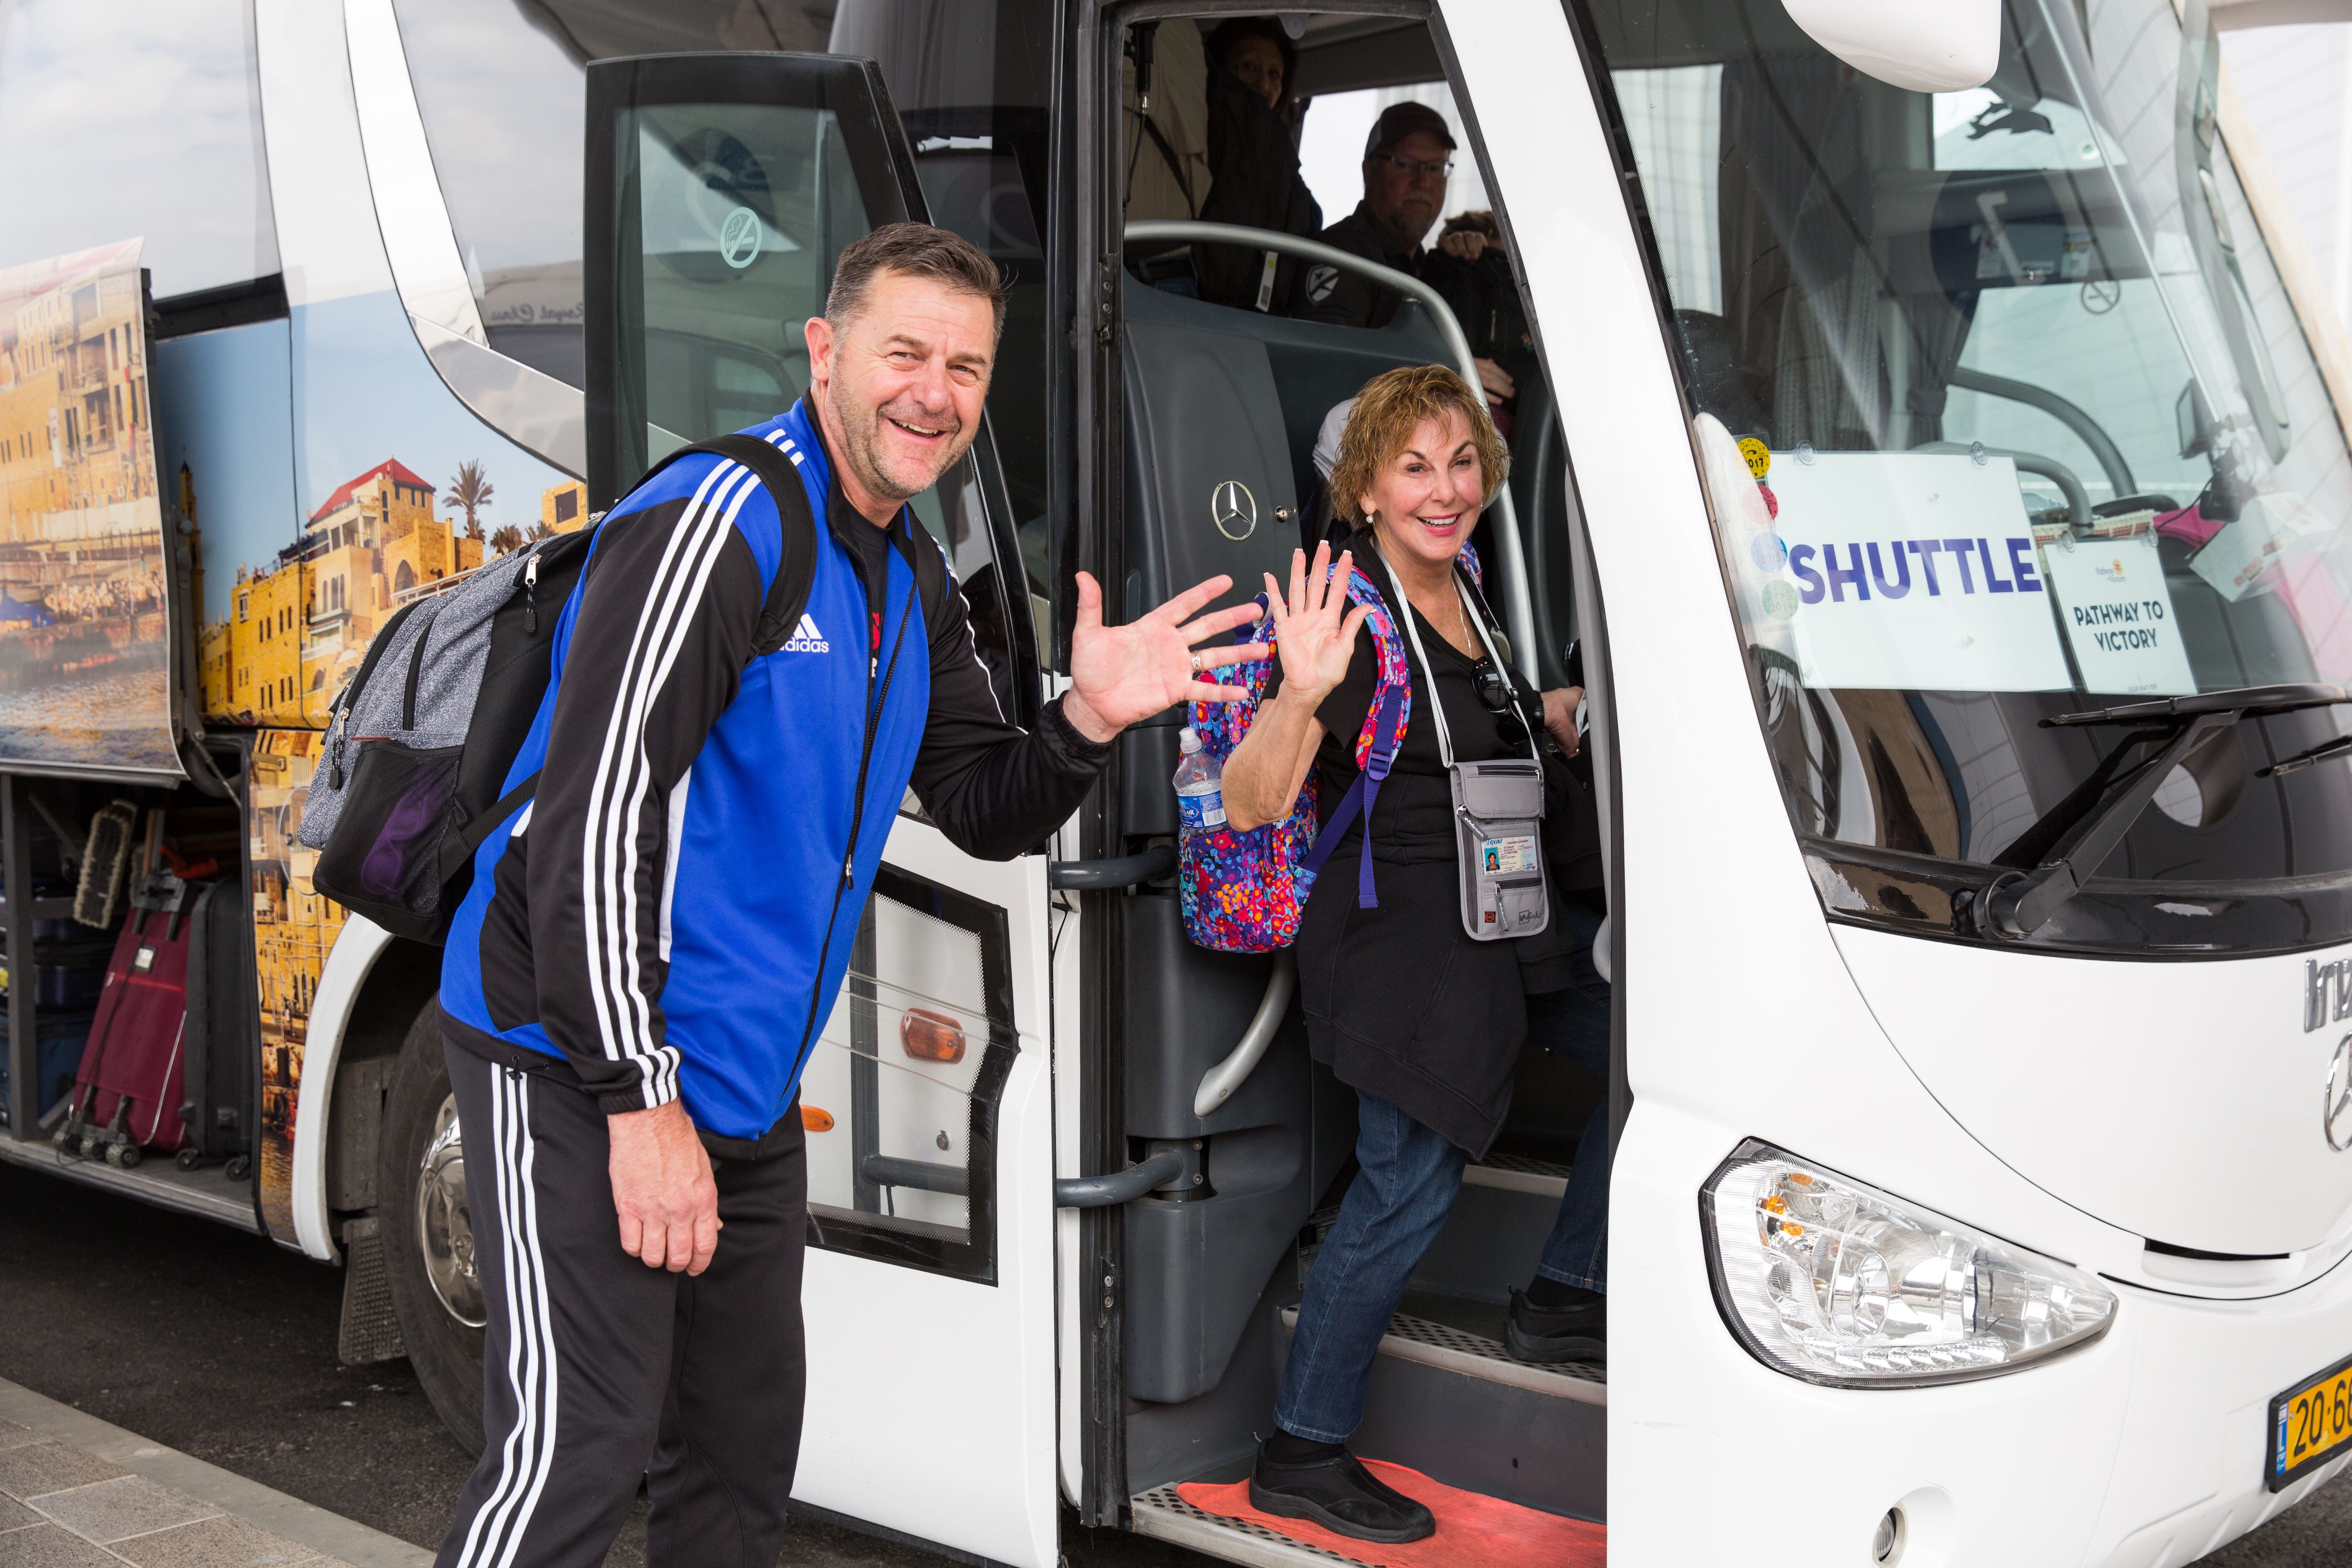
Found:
[0,742,259,1212]
[1114,11,1606,1527]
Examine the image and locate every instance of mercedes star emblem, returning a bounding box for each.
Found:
[1211,479,1258,542]
[2328,1035,2352,1152]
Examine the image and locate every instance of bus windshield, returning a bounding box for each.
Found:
[1588,0,2352,953]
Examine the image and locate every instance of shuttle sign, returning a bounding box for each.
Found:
[1770,452,2072,693]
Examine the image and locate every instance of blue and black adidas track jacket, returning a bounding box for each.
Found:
[438,399,1107,1149]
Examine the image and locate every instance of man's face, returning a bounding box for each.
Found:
[1362,129,1451,251]
[805,269,995,506]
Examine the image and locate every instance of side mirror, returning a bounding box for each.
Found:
[1780,0,2002,93]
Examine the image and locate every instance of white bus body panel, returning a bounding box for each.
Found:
[292,915,396,1262]
[794,817,1061,1568]
[1839,927,2352,1262]
[253,0,399,312]
[1448,0,2352,1559]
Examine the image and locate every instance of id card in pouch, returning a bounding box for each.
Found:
[1380,553,1551,942]
[1454,758,1549,937]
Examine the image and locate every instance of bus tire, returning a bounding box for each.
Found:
[379,1004,487,1455]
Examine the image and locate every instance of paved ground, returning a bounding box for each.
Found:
[0,1379,430,1568]
[1,1158,2347,1566]
[0,1163,1200,1568]
[0,1417,361,1568]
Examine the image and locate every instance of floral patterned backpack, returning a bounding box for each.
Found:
[1179,547,1480,952]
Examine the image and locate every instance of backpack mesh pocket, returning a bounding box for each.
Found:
[313,741,467,924]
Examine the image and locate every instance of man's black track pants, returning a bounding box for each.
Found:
[435,1037,807,1568]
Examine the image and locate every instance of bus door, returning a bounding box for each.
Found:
[584,54,1060,1568]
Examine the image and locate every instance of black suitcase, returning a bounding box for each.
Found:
[178,879,254,1171]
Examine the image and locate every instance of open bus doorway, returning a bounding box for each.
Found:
[1088,9,1616,1555]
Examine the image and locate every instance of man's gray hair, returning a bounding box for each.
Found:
[824,222,1007,336]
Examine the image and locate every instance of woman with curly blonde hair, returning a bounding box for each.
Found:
[1220,364,1599,1543]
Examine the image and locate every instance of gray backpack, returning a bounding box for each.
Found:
[294,435,817,941]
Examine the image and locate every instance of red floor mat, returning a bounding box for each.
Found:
[1177,1460,1606,1567]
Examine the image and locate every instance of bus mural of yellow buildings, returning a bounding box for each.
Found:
[199,457,485,728]
[215,466,587,1233]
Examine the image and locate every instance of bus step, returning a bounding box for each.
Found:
[1277,1307,1605,1522]
[1460,1151,1572,1198]
[1129,1483,1375,1568]
[1297,1307,1607,1404]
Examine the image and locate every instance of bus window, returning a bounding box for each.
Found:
[389,0,832,389]
[1589,0,2352,953]
[392,0,1064,662]
[0,0,277,299]
[798,865,1018,1281]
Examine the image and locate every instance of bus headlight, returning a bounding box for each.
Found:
[1702,1140,2116,1387]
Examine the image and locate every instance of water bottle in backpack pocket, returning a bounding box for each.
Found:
[1173,727,1226,834]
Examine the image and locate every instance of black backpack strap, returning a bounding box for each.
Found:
[622,432,820,658]
[685,433,821,654]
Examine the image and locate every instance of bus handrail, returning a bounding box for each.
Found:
[1054,1149,1187,1207]
[1191,951,1296,1118]
[1123,220,1541,670]
[1911,442,2093,532]
[1945,366,2135,500]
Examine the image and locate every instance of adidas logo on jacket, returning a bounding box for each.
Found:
[782,612,829,653]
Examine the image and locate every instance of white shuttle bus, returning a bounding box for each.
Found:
[9,0,2352,1562]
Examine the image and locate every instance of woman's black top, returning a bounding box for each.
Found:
[1262,557,1546,1156]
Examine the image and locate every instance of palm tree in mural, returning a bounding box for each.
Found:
[443,461,493,540]
[488,524,524,555]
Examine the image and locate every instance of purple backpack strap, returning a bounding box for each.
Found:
[1301,681,1405,907]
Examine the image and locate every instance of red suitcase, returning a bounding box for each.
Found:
[56,879,200,1167]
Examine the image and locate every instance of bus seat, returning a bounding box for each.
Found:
[1125,281,1457,589]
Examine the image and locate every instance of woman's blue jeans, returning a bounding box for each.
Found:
[1274,1088,1469,1443]
[1273,905,1613,1444]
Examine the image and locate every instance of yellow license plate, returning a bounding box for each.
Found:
[2269,1354,2352,1492]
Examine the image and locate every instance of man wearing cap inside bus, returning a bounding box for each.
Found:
[431,223,1266,1568]
[1290,100,1515,412]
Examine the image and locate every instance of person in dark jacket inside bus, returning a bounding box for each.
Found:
[1422,208,1536,432]
[431,223,1267,1568]
[1193,16,1322,311]
[1290,102,1517,413]
[1218,366,1599,1544]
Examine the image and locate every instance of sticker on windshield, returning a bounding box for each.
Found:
[1770,452,2072,693]
[2040,532,2194,697]
[1739,437,1771,479]
[719,206,763,269]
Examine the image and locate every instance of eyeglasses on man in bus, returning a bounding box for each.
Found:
[1371,152,1452,180]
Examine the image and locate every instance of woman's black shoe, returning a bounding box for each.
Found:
[1249,1443,1436,1544]
[1506,1284,1607,1365]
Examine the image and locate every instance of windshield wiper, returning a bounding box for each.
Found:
[2259,732,2352,778]
[1975,683,2351,939]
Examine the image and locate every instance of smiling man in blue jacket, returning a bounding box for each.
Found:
[433,223,1262,1568]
